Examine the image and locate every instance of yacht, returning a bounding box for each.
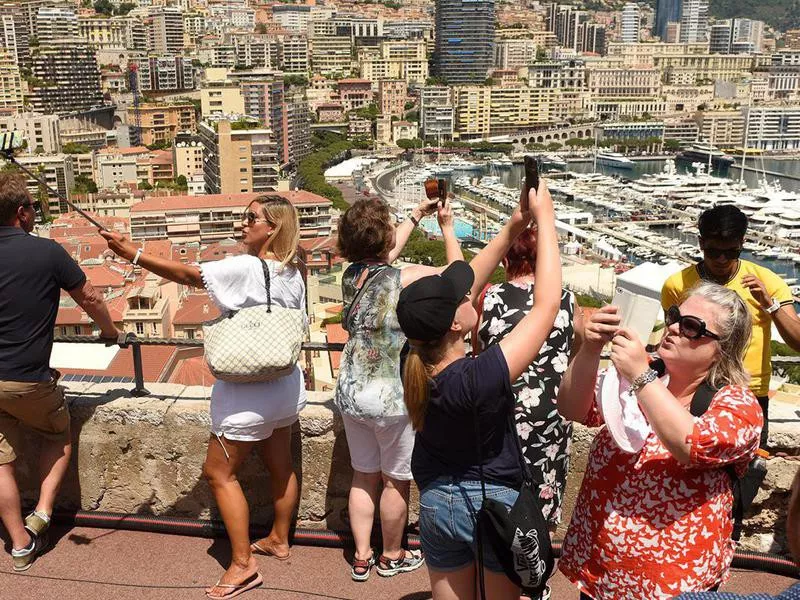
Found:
[595,151,635,169]
[676,143,735,170]
[541,154,568,169]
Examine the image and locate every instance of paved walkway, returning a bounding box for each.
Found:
[0,526,797,600]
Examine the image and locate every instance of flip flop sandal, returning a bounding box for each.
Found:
[205,572,263,599]
[250,541,290,561]
[350,554,375,582]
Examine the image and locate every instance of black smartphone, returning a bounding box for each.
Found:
[524,155,539,195]
[438,179,447,206]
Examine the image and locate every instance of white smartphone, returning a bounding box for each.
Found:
[611,287,662,346]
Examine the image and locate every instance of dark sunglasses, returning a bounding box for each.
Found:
[666,305,720,340]
[241,210,269,225]
[22,201,41,212]
[704,247,741,260]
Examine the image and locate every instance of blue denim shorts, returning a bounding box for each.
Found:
[419,477,519,572]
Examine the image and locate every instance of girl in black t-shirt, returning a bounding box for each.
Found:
[395,182,562,600]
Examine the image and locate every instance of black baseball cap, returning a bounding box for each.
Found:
[396,261,475,342]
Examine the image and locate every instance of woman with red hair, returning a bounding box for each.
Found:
[473,226,583,550]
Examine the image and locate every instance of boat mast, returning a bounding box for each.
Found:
[740,90,752,187]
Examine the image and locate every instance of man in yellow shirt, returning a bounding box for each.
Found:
[662,205,800,447]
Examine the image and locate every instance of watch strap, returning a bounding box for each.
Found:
[630,368,658,394]
[765,298,781,314]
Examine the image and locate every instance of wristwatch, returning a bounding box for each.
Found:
[765,298,781,314]
[629,368,659,394]
[409,214,420,227]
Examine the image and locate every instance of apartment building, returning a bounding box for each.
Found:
[0,10,25,67]
[148,7,184,54]
[279,33,310,74]
[654,53,759,85]
[129,190,333,244]
[183,13,206,47]
[586,66,661,97]
[379,79,407,117]
[0,51,24,115]
[359,39,428,85]
[78,16,128,49]
[653,0,680,40]
[14,154,75,215]
[420,86,454,140]
[310,35,352,75]
[433,0,495,84]
[620,4,641,43]
[173,136,205,195]
[198,119,280,195]
[137,103,197,147]
[95,146,149,188]
[494,39,537,70]
[696,110,745,147]
[36,6,79,45]
[338,79,372,112]
[271,4,312,32]
[284,88,311,166]
[201,80,245,117]
[28,43,104,117]
[137,149,175,187]
[679,0,709,43]
[546,4,586,51]
[134,55,195,92]
[0,112,60,153]
[744,106,800,150]
[123,282,173,339]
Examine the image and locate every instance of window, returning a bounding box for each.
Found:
[135,322,144,335]
[187,329,195,339]
[151,323,158,334]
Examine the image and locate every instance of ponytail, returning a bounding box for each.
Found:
[402,340,447,431]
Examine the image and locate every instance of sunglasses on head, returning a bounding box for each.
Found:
[666,305,720,341]
[241,210,269,225]
[704,247,741,260]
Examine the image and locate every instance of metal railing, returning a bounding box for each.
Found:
[54,334,345,398]
[54,335,800,399]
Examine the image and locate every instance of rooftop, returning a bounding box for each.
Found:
[130,191,332,213]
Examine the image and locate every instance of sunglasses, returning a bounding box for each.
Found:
[241,210,269,225]
[704,247,741,260]
[666,305,720,341]
[22,201,41,212]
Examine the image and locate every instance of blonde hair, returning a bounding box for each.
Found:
[254,195,300,270]
[403,340,447,431]
[684,281,752,388]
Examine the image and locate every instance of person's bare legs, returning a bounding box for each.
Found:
[34,438,71,516]
[429,563,476,600]
[251,424,298,559]
[349,470,382,561]
[478,568,522,600]
[0,462,31,550]
[202,435,258,597]
[378,474,410,560]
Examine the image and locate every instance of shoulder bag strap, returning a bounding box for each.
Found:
[471,282,492,357]
[260,259,272,312]
[472,397,488,600]
[344,264,387,332]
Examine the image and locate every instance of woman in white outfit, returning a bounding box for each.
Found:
[101,195,305,599]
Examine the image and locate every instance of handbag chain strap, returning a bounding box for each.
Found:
[260,259,272,313]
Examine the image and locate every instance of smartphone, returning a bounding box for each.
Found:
[523,155,539,212]
[424,178,439,201]
[611,286,662,346]
[438,179,447,207]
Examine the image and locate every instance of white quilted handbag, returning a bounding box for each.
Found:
[202,260,305,382]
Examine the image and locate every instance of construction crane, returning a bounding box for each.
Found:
[128,62,142,146]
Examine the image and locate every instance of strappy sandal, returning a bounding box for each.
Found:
[376,549,425,577]
[205,572,263,599]
[350,553,375,582]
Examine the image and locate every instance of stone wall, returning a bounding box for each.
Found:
[16,381,799,555]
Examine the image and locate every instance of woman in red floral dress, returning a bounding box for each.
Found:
[556,282,763,600]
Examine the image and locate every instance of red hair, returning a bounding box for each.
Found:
[503,226,537,280]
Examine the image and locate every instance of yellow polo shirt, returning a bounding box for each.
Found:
[661,260,794,397]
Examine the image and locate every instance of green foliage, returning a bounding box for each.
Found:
[526,143,547,151]
[322,311,343,326]
[354,103,380,121]
[397,138,423,149]
[405,109,420,123]
[566,137,594,148]
[63,142,91,154]
[175,175,188,190]
[403,101,415,111]
[709,0,800,30]
[383,0,401,8]
[93,0,114,15]
[484,77,495,86]
[284,74,309,88]
[297,134,353,211]
[546,142,563,151]
[230,119,261,131]
[575,293,604,308]
[146,140,171,150]
[771,341,800,385]
[256,22,268,34]
[664,139,682,151]
[139,180,153,190]
[72,174,98,195]
[116,2,135,14]
[425,76,447,86]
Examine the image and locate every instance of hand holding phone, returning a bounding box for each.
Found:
[424,178,448,206]
[523,155,539,212]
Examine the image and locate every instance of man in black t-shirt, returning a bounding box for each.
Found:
[0,173,119,571]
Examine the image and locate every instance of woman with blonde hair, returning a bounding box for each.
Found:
[557,282,763,599]
[102,195,305,599]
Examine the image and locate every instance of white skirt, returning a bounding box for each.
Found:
[210,364,307,441]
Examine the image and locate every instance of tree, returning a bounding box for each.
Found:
[546,142,562,151]
[284,74,309,87]
[403,101,415,111]
[396,138,423,149]
[256,22,268,34]
[664,139,682,151]
[484,77,495,86]
[354,103,380,121]
[139,180,153,190]
[94,0,114,15]
[146,140,171,150]
[72,174,98,195]
[175,175,188,190]
[115,2,135,14]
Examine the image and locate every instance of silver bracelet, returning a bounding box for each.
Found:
[630,368,658,394]
[132,248,143,265]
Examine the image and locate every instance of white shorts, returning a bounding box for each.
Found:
[341,414,414,481]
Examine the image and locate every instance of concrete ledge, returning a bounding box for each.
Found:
[16,382,800,555]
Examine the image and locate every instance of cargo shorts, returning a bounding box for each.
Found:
[0,371,71,465]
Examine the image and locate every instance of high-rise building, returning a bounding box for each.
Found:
[679,0,708,43]
[199,119,280,195]
[620,4,641,43]
[134,55,195,92]
[36,7,78,45]
[148,7,184,54]
[14,154,75,215]
[786,30,800,50]
[654,0,681,40]
[433,0,495,84]
[0,4,30,68]
[271,4,312,32]
[136,103,196,147]
[280,33,310,74]
[379,79,407,117]
[420,86,454,140]
[28,43,103,117]
[732,19,764,53]
[0,51,24,116]
[494,39,537,69]
[709,22,732,54]
[547,3,587,51]
[78,16,128,50]
[581,23,607,55]
[310,35,352,75]
[0,112,60,153]
[284,88,311,166]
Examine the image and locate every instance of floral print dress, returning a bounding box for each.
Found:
[477,282,576,525]
[334,262,408,420]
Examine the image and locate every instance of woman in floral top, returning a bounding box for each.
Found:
[557,282,763,599]
[335,196,463,582]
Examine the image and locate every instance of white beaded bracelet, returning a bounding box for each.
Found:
[132,248,143,265]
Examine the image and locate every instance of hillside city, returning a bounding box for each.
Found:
[1,0,800,391]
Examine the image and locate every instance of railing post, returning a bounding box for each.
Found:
[129,339,150,397]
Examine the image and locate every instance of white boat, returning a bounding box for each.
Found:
[541,154,567,169]
[595,152,635,169]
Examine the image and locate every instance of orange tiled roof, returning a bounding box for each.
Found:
[168,355,216,386]
[325,317,346,371]
[97,145,150,156]
[131,190,331,213]
[173,292,221,325]
[59,344,178,381]
[82,264,129,288]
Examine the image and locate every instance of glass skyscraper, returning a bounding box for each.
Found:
[433,0,495,85]
[654,0,681,40]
